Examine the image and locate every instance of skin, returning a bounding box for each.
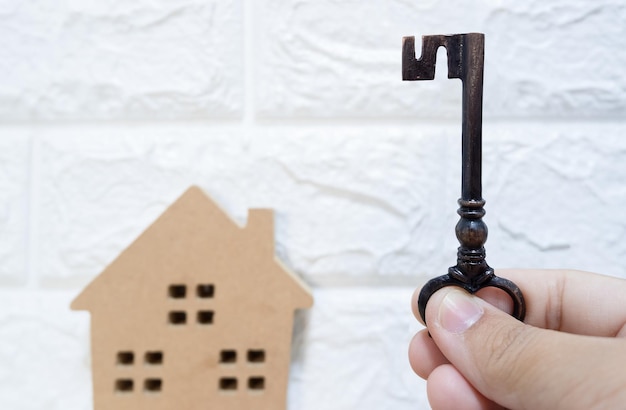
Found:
[408,269,626,410]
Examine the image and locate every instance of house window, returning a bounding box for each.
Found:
[168,284,186,299]
[217,349,266,394]
[197,284,215,298]
[144,378,163,392]
[219,377,238,391]
[115,379,134,392]
[220,350,237,363]
[197,310,214,324]
[113,350,164,394]
[248,377,265,391]
[247,349,265,363]
[169,311,187,325]
[145,351,163,365]
[116,351,134,365]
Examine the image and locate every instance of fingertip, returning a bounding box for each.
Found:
[427,364,500,410]
[424,287,478,335]
[408,329,449,379]
[411,286,425,325]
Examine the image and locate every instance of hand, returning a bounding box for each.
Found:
[408,269,626,410]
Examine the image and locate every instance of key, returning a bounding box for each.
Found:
[402,33,526,324]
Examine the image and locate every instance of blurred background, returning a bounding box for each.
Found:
[0,0,625,408]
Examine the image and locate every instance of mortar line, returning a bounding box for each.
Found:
[0,116,622,129]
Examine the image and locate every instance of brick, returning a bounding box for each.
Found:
[475,122,626,279]
[0,1,242,120]
[255,0,625,119]
[484,1,626,118]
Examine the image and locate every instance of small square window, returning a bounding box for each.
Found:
[197,310,214,324]
[247,350,265,363]
[115,379,134,392]
[144,378,162,392]
[197,284,215,298]
[169,311,187,325]
[219,377,238,391]
[117,351,134,365]
[145,351,163,365]
[248,377,265,390]
[220,350,237,363]
[168,284,186,299]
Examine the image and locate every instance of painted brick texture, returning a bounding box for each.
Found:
[256,0,626,119]
[1,1,625,409]
[0,1,243,120]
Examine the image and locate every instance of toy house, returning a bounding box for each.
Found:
[71,186,313,410]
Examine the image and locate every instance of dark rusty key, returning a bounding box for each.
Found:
[402,33,526,324]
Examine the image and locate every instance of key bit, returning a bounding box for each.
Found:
[403,33,526,324]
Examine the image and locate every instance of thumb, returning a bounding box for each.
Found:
[426,287,626,410]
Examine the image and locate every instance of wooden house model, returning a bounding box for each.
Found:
[71,186,313,410]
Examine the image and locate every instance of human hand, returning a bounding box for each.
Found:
[409,269,626,410]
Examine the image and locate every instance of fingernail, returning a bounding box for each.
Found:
[438,289,484,334]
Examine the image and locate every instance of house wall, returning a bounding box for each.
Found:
[0,1,625,409]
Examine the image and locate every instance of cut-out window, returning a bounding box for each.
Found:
[197,310,214,324]
[247,350,265,363]
[220,350,237,363]
[145,351,163,365]
[248,377,265,390]
[144,378,162,392]
[115,379,134,392]
[219,377,238,391]
[117,351,134,365]
[169,311,187,325]
[168,284,186,299]
[197,284,215,298]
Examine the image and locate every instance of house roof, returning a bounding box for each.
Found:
[71,186,313,312]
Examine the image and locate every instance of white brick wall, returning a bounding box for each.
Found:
[1,1,625,409]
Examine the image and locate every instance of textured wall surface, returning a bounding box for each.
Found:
[1,1,625,409]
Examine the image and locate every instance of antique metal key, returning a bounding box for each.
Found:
[402,33,526,324]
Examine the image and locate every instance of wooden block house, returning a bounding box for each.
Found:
[71,186,313,410]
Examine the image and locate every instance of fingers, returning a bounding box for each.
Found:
[496,269,626,336]
[412,269,626,337]
[427,364,503,410]
[426,287,626,410]
[408,329,449,378]
[411,286,424,325]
